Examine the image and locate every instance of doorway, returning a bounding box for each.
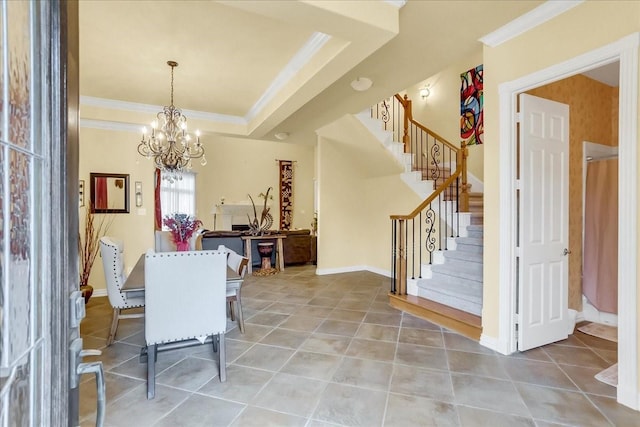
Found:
[497,33,639,409]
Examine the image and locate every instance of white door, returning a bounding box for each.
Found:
[518,93,570,351]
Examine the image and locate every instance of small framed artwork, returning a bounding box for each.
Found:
[79,180,85,207]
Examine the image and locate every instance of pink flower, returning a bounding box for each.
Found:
[163,213,202,244]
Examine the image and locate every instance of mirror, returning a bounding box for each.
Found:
[90,173,130,213]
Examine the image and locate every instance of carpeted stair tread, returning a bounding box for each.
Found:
[442,248,483,263]
[431,259,482,281]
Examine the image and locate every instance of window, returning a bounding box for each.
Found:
[160,172,196,229]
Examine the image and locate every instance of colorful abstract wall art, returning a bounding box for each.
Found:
[460,65,483,145]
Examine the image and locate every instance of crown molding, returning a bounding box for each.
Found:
[384,0,407,8]
[80,118,142,132]
[80,96,247,125]
[479,0,583,48]
[245,32,331,121]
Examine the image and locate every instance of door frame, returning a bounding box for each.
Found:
[496,33,639,409]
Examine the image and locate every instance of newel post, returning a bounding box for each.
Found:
[460,140,470,212]
[402,94,411,153]
[395,219,407,295]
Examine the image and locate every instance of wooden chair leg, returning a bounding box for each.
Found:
[147,344,157,399]
[218,333,226,383]
[107,308,120,346]
[212,334,218,353]
[236,292,245,334]
[228,299,235,321]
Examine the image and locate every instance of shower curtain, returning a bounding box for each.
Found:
[583,158,618,314]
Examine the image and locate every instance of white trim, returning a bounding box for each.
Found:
[80,118,142,133]
[246,32,331,121]
[80,96,247,125]
[91,289,107,298]
[315,264,391,277]
[479,333,503,353]
[383,0,407,8]
[479,1,583,48]
[498,33,639,410]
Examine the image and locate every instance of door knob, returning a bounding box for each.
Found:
[563,248,571,256]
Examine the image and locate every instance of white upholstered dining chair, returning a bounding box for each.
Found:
[99,236,145,346]
[144,249,228,399]
[226,250,248,333]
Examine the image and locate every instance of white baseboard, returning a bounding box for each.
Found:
[315,265,391,278]
[92,289,107,297]
[480,333,510,355]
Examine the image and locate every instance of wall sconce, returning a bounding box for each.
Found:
[420,85,431,100]
[135,181,143,207]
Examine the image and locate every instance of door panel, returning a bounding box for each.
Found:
[518,93,570,351]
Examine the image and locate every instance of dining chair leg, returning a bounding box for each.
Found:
[235,292,245,334]
[106,308,120,346]
[218,333,226,382]
[212,334,218,353]
[147,344,157,400]
[228,299,235,321]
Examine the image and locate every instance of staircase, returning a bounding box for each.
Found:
[362,94,483,340]
[416,193,484,317]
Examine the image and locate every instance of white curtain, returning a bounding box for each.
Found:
[160,172,196,229]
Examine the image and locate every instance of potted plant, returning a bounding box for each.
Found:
[162,213,202,250]
[78,204,112,303]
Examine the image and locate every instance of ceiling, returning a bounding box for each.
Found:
[79,0,547,144]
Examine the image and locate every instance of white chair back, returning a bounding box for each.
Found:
[99,236,128,308]
[227,250,248,278]
[144,250,227,345]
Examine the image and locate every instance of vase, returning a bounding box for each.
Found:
[176,241,190,251]
[80,284,93,304]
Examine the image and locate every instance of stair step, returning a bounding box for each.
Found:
[443,249,483,263]
[466,227,483,239]
[417,278,482,316]
[431,259,482,281]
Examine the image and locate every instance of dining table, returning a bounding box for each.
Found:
[121,253,242,294]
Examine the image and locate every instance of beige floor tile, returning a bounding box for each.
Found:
[153,394,245,426]
[588,394,640,427]
[312,383,387,426]
[389,364,455,402]
[448,350,509,379]
[399,327,443,347]
[456,406,536,427]
[451,374,530,416]
[395,343,448,370]
[316,319,360,337]
[225,324,273,343]
[500,357,577,390]
[542,344,611,369]
[252,373,327,417]
[559,364,616,397]
[277,314,324,332]
[258,328,310,349]
[329,308,367,323]
[197,365,273,403]
[384,393,458,426]
[355,323,399,342]
[280,351,342,381]
[103,384,189,425]
[345,338,396,362]
[299,333,352,355]
[79,372,143,421]
[515,382,611,426]
[232,343,295,371]
[230,406,307,427]
[363,311,402,326]
[245,311,289,327]
[331,357,393,391]
[263,301,302,315]
[401,314,442,330]
[156,356,220,392]
[443,332,495,355]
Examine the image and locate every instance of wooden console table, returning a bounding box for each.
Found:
[241,234,286,274]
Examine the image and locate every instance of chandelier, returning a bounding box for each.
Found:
[138,60,206,181]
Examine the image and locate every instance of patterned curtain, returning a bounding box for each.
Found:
[279,160,293,230]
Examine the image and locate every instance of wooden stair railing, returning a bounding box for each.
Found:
[371,94,469,211]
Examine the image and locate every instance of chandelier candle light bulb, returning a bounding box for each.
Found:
[137,60,206,182]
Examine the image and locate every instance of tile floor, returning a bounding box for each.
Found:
[79,266,638,426]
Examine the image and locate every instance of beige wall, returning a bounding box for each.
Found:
[405,50,484,182]
[316,133,421,273]
[80,127,315,292]
[526,76,618,311]
[482,0,639,388]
